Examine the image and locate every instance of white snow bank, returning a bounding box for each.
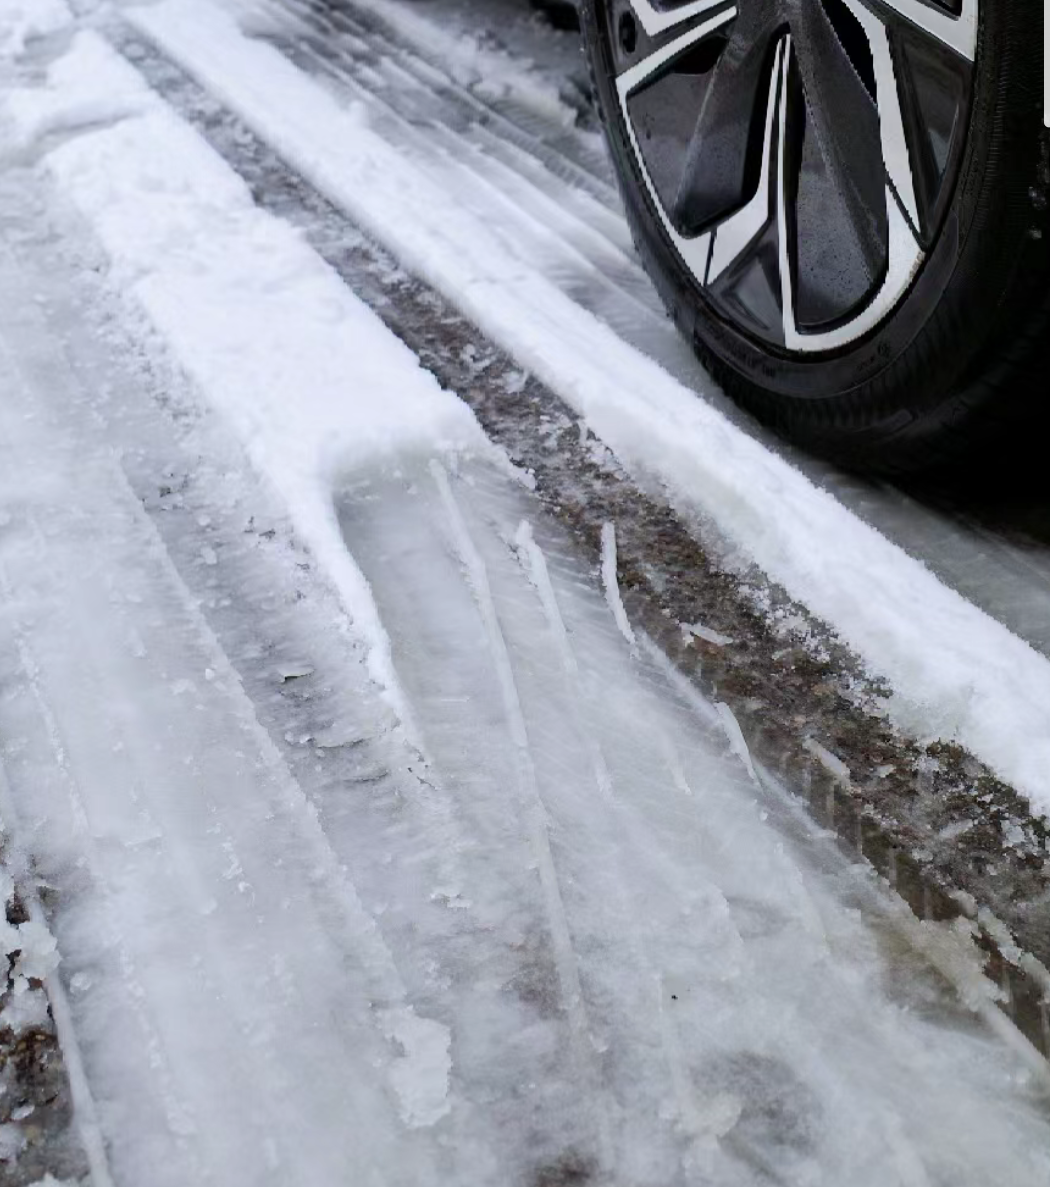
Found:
[1,30,485,705]
[131,0,1050,818]
[0,0,70,57]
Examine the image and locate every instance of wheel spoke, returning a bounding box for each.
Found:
[841,0,920,229]
[707,37,785,281]
[865,0,976,60]
[671,7,780,234]
[624,0,735,40]
[775,37,797,340]
[616,9,739,283]
[616,5,736,96]
[792,0,889,267]
[778,47,923,349]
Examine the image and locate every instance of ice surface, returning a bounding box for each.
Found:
[338,456,1050,1185]
[600,521,636,649]
[0,234,460,1185]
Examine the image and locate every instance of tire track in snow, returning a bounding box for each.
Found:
[514,520,746,1151]
[4,95,648,1182]
[429,461,615,1172]
[0,248,454,1182]
[339,458,1050,1184]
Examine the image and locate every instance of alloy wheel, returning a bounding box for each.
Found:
[609,0,977,352]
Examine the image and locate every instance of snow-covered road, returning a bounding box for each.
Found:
[1,0,1050,1183]
[120,0,1050,819]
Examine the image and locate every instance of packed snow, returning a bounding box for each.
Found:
[1,3,1050,1185]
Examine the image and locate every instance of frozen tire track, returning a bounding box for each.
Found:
[514,520,744,1155]
[429,460,614,1169]
[1,162,657,1183]
[338,457,1050,1186]
[0,239,473,1183]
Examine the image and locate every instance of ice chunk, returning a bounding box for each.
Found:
[685,621,734,647]
[377,1007,452,1128]
[804,737,852,787]
[600,522,636,649]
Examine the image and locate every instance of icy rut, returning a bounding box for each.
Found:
[338,456,1050,1185]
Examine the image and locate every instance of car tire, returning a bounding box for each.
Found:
[580,0,1050,474]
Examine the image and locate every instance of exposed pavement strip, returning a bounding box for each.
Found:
[105,19,1050,1062]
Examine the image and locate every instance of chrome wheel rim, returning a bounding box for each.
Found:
[611,0,977,352]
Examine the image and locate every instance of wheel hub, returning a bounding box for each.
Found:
[612,0,976,350]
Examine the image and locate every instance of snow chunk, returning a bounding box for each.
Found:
[1,838,60,1011]
[2,915,60,996]
[0,984,50,1032]
[4,31,155,147]
[0,0,70,58]
[377,1007,451,1128]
